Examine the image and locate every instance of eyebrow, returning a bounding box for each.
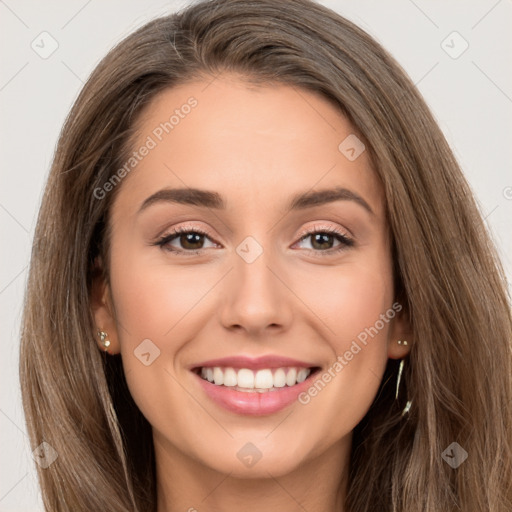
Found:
[138,186,374,216]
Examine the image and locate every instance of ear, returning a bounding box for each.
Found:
[386,304,413,360]
[90,257,120,355]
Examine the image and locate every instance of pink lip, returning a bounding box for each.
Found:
[193,371,319,415]
[189,354,317,371]
[193,373,318,415]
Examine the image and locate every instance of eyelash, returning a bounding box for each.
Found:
[154,224,354,257]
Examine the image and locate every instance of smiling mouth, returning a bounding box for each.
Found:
[192,366,321,392]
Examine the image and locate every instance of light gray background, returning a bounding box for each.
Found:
[1,1,511,510]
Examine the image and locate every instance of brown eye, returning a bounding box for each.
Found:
[310,232,337,250]
[156,227,218,255]
[175,232,205,250]
[295,226,354,256]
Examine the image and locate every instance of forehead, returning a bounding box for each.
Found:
[112,74,384,219]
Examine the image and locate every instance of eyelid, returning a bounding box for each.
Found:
[295,222,352,241]
[157,222,213,240]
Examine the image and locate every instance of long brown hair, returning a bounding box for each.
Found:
[20,0,512,510]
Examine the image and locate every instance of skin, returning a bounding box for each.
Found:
[91,74,411,512]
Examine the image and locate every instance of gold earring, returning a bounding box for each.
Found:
[397,340,408,346]
[97,330,111,351]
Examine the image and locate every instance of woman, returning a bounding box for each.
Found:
[20,0,512,510]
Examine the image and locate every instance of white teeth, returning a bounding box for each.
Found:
[223,367,237,387]
[285,368,297,386]
[237,369,255,389]
[297,368,309,383]
[273,368,286,388]
[198,366,313,390]
[254,369,273,389]
[213,367,224,385]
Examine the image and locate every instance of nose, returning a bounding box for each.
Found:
[218,239,293,337]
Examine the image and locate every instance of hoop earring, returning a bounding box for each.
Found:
[395,342,412,416]
[97,330,111,351]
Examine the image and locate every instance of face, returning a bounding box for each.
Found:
[92,74,410,480]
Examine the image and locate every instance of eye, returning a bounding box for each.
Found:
[153,223,354,257]
[154,226,218,255]
[293,224,354,256]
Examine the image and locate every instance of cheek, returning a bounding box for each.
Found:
[289,255,394,437]
[109,248,209,343]
[107,247,204,412]
[292,252,393,351]
[332,268,391,344]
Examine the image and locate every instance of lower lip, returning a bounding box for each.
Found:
[192,370,318,416]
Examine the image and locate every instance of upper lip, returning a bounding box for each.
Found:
[190,355,319,371]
